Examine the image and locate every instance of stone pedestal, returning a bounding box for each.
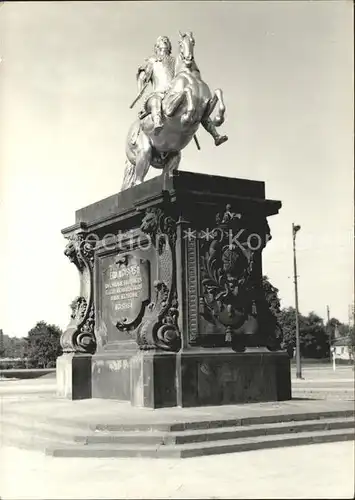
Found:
[56,353,92,400]
[91,348,135,400]
[130,351,177,408]
[177,348,291,407]
[129,348,291,409]
[59,171,291,407]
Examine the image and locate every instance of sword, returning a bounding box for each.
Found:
[193,135,201,151]
[129,82,149,109]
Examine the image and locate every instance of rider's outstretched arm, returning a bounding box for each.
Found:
[137,70,147,92]
[136,58,153,91]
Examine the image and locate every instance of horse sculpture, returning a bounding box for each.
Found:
[121,32,228,190]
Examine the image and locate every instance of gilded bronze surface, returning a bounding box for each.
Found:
[122,32,228,190]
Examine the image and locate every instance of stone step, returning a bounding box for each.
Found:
[83,417,355,445]
[1,415,354,457]
[43,428,355,458]
[84,409,355,432]
[169,417,355,445]
[2,411,354,446]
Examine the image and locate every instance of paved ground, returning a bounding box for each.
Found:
[0,364,354,499]
[1,364,353,399]
[1,441,354,499]
[291,365,354,400]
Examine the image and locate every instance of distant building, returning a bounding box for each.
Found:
[331,336,353,361]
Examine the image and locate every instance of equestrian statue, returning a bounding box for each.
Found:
[121,32,228,190]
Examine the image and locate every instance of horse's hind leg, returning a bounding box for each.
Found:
[135,133,152,184]
[163,152,181,178]
[121,159,136,191]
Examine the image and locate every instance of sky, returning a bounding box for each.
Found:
[0,0,353,337]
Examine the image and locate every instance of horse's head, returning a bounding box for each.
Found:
[178,31,195,68]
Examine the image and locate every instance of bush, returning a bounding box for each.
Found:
[0,359,27,369]
[0,361,14,369]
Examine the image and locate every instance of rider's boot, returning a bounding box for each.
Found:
[201,117,228,147]
[150,97,164,135]
[153,115,164,135]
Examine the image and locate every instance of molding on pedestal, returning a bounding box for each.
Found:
[186,237,199,345]
[60,230,97,355]
[136,207,181,352]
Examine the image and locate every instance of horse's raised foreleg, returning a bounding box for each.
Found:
[201,88,228,146]
[203,89,226,127]
[164,91,185,117]
[163,87,194,124]
[201,116,228,147]
[181,87,194,125]
[212,88,226,127]
[203,93,218,119]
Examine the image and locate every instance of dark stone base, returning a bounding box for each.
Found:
[130,351,177,408]
[90,348,291,408]
[177,349,291,407]
[91,351,134,400]
[56,353,92,400]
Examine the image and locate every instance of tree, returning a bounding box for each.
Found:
[327,317,351,340]
[261,276,281,318]
[300,312,329,358]
[277,308,329,358]
[0,333,26,359]
[24,321,63,368]
[259,277,349,360]
[338,323,352,337]
[260,276,283,347]
[346,326,355,361]
[277,307,301,357]
[0,329,4,357]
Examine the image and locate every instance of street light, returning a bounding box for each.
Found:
[292,223,302,379]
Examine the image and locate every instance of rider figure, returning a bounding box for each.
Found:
[134,35,228,146]
[136,35,175,134]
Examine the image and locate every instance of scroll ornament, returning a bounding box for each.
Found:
[137,208,181,351]
[60,233,97,354]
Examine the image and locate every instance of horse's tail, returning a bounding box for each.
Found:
[121,159,135,191]
[128,120,141,147]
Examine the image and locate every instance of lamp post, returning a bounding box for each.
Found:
[292,223,302,379]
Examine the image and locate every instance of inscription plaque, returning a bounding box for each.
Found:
[102,254,150,330]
